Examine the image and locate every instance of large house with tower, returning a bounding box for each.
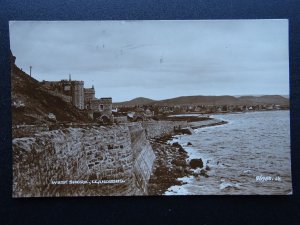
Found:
[40,75,113,123]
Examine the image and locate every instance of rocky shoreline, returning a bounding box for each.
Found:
[147,134,192,195]
[147,119,223,195]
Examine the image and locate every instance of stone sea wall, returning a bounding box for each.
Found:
[13,124,154,197]
[142,120,188,138]
[128,123,155,193]
[12,120,186,197]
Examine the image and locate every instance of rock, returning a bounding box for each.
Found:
[205,165,211,171]
[200,169,209,178]
[189,158,204,169]
[187,142,192,146]
[172,159,186,167]
[172,142,180,147]
[195,175,201,181]
[181,127,193,135]
[171,142,186,153]
[48,113,56,121]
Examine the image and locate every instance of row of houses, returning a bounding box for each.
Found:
[116,103,289,116]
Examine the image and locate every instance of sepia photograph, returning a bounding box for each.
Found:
[10,20,291,197]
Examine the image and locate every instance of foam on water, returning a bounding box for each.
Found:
[165,110,292,195]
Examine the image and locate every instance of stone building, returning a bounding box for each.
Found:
[71,81,84,109]
[41,78,84,109]
[90,97,113,123]
[84,86,95,109]
[99,97,112,116]
[41,77,113,122]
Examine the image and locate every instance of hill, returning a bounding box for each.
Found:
[155,95,238,106]
[237,95,289,105]
[114,97,155,106]
[11,52,89,125]
[115,95,289,107]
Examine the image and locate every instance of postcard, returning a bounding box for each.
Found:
[10,20,291,197]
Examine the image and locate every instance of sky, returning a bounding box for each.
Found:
[9,20,289,102]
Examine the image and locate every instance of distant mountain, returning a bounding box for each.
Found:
[114,97,155,106]
[156,95,238,106]
[237,95,289,105]
[115,95,289,107]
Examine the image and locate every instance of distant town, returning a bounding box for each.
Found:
[12,74,290,126]
[13,75,290,125]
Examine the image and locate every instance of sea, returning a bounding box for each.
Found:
[165,110,292,195]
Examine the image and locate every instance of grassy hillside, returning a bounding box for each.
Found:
[11,56,89,125]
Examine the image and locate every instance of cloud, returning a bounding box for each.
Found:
[9,20,289,102]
